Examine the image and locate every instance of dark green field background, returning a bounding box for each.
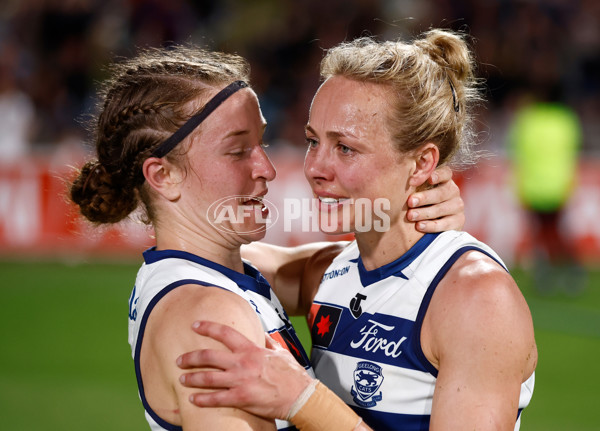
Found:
[1,260,599,430]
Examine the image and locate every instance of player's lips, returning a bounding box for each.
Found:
[319,196,346,204]
[313,192,351,211]
[314,191,350,204]
[238,193,269,219]
[239,196,263,205]
[238,191,268,206]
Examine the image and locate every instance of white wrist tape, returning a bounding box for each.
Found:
[288,381,363,431]
[286,378,319,420]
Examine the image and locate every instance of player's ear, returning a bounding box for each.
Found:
[142,157,182,201]
[408,143,439,188]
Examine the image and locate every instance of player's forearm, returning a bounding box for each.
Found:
[288,381,372,431]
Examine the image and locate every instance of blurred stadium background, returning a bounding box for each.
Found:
[0,0,599,429]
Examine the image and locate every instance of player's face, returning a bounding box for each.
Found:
[181,88,276,244]
[304,76,413,235]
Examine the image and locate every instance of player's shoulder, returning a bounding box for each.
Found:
[439,249,518,308]
[425,249,537,377]
[149,282,265,351]
[429,249,533,347]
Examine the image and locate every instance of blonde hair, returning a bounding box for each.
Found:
[320,29,482,167]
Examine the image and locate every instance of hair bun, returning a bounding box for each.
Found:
[70,160,137,224]
[415,29,473,81]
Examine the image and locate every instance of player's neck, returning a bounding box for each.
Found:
[355,221,424,271]
[154,226,245,273]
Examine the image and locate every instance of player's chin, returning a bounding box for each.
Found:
[317,220,355,236]
[237,224,268,243]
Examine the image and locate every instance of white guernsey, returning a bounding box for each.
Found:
[308,231,535,430]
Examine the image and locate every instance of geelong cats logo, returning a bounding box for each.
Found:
[351,361,384,407]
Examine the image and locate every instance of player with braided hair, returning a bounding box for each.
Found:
[72,47,301,431]
[69,44,465,431]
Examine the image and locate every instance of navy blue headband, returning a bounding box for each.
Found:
[152,80,248,158]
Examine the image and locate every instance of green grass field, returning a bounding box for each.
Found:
[1,260,599,430]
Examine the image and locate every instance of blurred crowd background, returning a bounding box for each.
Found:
[1,0,599,273]
[1,0,598,161]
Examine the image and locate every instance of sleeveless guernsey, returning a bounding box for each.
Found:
[128,247,312,431]
[309,231,535,430]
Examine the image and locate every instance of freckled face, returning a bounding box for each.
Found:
[180,88,277,243]
[304,76,414,234]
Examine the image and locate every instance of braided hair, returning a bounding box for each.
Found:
[70,47,250,224]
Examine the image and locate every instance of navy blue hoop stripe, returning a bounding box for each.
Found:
[152,80,248,158]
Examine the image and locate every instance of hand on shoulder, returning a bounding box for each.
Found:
[144,284,273,430]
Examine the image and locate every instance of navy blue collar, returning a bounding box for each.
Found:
[143,247,272,299]
[352,233,440,287]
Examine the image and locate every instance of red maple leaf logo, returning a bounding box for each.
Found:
[316,314,332,337]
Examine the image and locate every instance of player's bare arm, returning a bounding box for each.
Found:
[144,284,277,430]
[178,321,373,431]
[298,241,346,314]
[241,241,346,315]
[178,320,313,420]
[421,251,537,430]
